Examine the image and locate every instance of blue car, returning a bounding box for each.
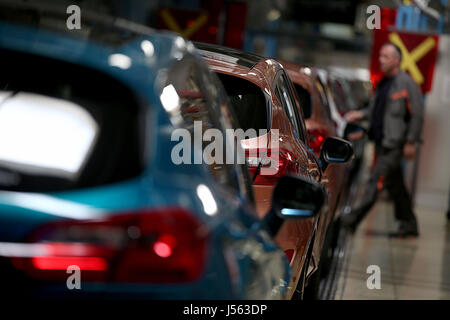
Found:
[0,8,327,300]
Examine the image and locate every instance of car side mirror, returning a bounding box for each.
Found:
[344,123,366,141]
[261,175,325,237]
[319,137,353,171]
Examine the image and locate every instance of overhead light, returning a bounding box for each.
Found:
[267,9,281,21]
[320,23,354,40]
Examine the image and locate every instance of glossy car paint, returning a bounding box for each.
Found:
[316,69,348,139]
[197,44,326,298]
[283,62,352,273]
[0,21,292,299]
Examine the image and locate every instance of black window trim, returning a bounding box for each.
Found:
[273,70,306,142]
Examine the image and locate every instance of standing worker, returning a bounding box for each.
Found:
[342,42,424,238]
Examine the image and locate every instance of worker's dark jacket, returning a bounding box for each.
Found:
[363,71,424,149]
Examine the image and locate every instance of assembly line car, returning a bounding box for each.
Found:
[282,62,354,297]
[195,43,353,299]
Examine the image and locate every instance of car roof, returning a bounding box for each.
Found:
[194,42,265,69]
[195,42,285,96]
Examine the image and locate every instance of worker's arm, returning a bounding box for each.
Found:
[345,96,374,123]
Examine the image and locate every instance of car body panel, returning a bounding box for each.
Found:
[198,44,327,298]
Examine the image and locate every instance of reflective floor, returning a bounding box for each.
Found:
[334,199,450,299]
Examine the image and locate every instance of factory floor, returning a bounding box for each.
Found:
[334,194,450,299]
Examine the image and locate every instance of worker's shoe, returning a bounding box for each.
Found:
[389,221,419,238]
[388,229,419,238]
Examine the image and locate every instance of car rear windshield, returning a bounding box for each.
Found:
[0,49,147,192]
[216,73,268,137]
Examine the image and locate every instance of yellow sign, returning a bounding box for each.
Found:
[389,32,436,85]
[160,9,208,39]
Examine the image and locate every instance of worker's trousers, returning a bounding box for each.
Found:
[351,144,418,230]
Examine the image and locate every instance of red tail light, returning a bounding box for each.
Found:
[10,208,209,283]
[245,148,298,185]
[308,129,328,154]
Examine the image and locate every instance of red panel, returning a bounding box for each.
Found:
[224,2,248,49]
[156,7,219,43]
[370,28,439,93]
[380,8,397,30]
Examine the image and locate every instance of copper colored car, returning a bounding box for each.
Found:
[196,43,352,299]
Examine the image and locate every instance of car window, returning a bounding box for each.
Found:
[293,84,312,119]
[216,73,268,137]
[315,79,333,121]
[339,78,357,110]
[165,55,250,198]
[275,72,306,142]
[329,78,348,115]
[0,48,146,192]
